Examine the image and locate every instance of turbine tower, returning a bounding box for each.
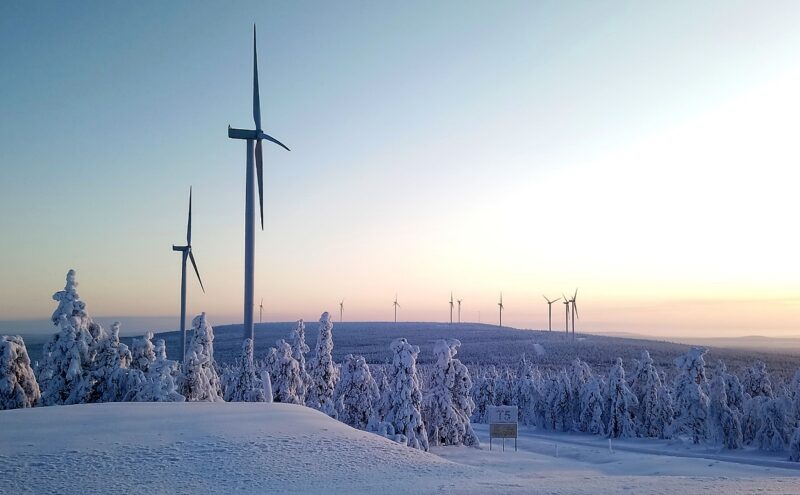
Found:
[339,299,344,323]
[457,298,463,324]
[569,288,579,339]
[259,297,264,324]
[228,25,290,346]
[563,294,570,338]
[449,292,454,324]
[543,295,561,332]
[172,187,205,363]
[393,294,400,323]
[498,292,504,327]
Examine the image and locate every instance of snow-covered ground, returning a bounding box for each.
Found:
[1,402,798,495]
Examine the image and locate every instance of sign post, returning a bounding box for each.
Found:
[487,405,518,452]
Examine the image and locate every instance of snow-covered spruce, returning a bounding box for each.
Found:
[179,313,222,402]
[334,354,380,429]
[129,331,156,374]
[376,338,429,451]
[605,358,638,438]
[422,339,479,447]
[134,339,184,402]
[568,358,592,426]
[631,350,664,438]
[270,340,304,405]
[790,426,800,462]
[715,360,744,412]
[0,335,41,409]
[671,347,710,443]
[651,384,675,439]
[288,319,312,403]
[306,312,338,415]
[38,270,103,405]
[548,369,574,432]
[88,322,145,402]
[707,374,742,449]
[578,375,605,435]
[742,361,774,399]
[755,397,792,452]
[223,339,264,402]
[471,366,497,423]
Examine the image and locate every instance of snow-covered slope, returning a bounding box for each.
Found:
[2,402,799,494]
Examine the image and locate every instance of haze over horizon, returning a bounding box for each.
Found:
[1,1,799,338]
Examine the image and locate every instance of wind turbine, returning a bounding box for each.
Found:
[172,187,205,363]
[543,295,561,332]
[228,25,290,346]
[393,294,401,323]
[449,292,454,324]
[457,298,463,324]
[498,293,504,327]
[339,299,344,323]
[569,288,579,339]
[259,297,263,324]
[563,294,570,338]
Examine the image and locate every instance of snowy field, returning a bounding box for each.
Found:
[1,402,798,495]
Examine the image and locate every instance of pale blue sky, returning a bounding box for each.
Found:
[1,1,799,336]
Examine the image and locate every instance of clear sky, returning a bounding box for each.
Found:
[1,1,799,337]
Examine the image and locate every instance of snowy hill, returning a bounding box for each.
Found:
[1,402,798,494]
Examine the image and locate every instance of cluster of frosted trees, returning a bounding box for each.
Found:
[471,347,800,460]
[0,270,206,409]
[221,312,478,452]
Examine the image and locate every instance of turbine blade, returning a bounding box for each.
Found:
[256,139,265,230]
[187,187,192,245]
[574,288,578,299]
[253,25,261,130]
[554,297,561,303]
[259,132,291,152]
[189,251,205,293]
[573,302,579,320]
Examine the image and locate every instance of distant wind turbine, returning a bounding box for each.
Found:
[339,299,344,323]
[259,297,263,324]
[563,294,570,338]
[449,292,454,324]
[457,298,463,324]
[498,293,504,328]
[227,25,290,347]
[393,294,401,323]
[172,187,205,363]
[569,288,579,339]
[543,295,561,332]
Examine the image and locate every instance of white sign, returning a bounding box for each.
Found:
[487,405,518,424]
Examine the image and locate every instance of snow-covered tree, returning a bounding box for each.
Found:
[134,339,184,402]
[471,367,496,423]
[606,358,638,438]
[379,338,429,451]
[0,335,41,409]
[714,360,744,412]
[707,375,742,449]
[307,312,338,415]
[493,367,514,406]
[631,350,663,437]
[548,369,573,432]
[86,322,141,402]
[742,395,770,445]
[742,361,774,399]
[422,339,479,446]
[790,426,800,462]
[270,340,304,405]
[334,354,380,429]
[223,339,265,402]
[651,384,675,439]
[179,313,222,402]
[755,397,791,452]
[568,358,592,423]
[578,375,605,435]
[289,319,312,402]
[671,347,709,443]
[129,332,156,374]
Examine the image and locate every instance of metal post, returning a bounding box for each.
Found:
[243,139,255,343]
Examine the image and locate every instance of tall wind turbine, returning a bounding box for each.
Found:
[339,299,344,323]
[569,288,579,339]
[498,293,504,327]
[449,292,454,324]
[172,187,205,363]
[457,298,463,323]
[259,297,264,324]
[543,295,561,332]
[563,294,570,338]
[393,294,401,323]
[228,25,290,346]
